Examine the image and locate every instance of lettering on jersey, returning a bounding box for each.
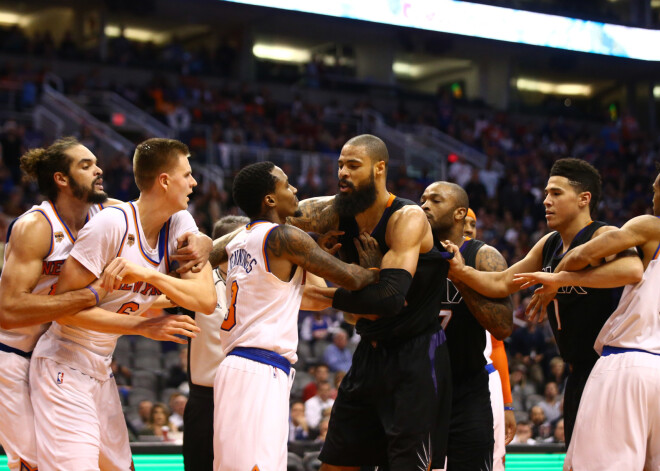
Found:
[443,279,463,304]
[542,265,587,294]
[127,234,135,246]
[54,231,64,243]
[229,248,258,274]
[42,260,65,276]
[117,282,162,296]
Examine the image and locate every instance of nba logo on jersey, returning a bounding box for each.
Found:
[56,372,64,384]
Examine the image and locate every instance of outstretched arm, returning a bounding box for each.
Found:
[286,196,338,233]
[208,226,244,268]
[452,245,513,340]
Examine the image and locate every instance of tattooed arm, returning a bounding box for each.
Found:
[452,244,513,340]
[267,225,377,291]
[286,196,339,233]
[208,226,244,268]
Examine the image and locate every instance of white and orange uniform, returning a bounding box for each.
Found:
[30,202,197,471]
[214,221,305,471]
[0,200,103,471]
[565,244,660,471]
[485,334,512,471]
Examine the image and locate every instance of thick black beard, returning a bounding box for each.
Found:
[333,175,377,218]
[70,176,109,204]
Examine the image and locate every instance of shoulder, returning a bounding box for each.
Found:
[265,224,314,254]
[592,224,618,238]
[390,203,427,225]
[7,211,53,256]
[475,243,508,272]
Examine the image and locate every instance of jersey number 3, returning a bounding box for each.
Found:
[221,281,238,331]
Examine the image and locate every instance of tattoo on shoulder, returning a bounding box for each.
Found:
[266,226,310,257]
[477,246,508,272]
[286,198,338,232]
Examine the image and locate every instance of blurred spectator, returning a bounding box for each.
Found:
[548,356,568,393]
[537,382,562,423]
[300,311,334,344]
[165,347,188,390]
[315,417,330,443]
[509,321,549,386]
[0,121,24,181]
[129,400,153,435]
[139,403,178,440]
[302,363,330,402]
[323,329,352,373]
[529,405,552,440]
[511,421,536,445]
[168,392,188,430]
[510,364,536,410]
[544,418,565,444]
[288,400,310,441]
[331,370,346,400]
[111,357,132,402]
[304,381,334,430]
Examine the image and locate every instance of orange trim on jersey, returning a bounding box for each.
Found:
[106,206,129,257]
[128,202,160,267]
[652,242,660,260]
[490,334,513,404]
[385,193,396,208]
[262,226,278,272]
[19,458,38,471]
[246,220,270,231]
[26,209,54,257]
[48,201,76,243]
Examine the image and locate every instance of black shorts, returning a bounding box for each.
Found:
[183,384,214,471]
[563,364,593,447]
[319,328,452,470]
[443,369,493,471]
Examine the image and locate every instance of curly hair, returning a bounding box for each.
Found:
[20,136,80,201]
[550,158,602,214]
[232,161,276,219]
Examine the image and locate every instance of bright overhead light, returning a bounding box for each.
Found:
[0,11,28,26]
[393,62,424,78]
[252,43,311,63]
[105,25,168,43]
[654,85,660,98]
[515,77,593,96]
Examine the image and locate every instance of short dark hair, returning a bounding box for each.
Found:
[233,161,277,219]
[212,215,249,239]
[20,136,80,201]
[345,134,389,167]
[550,158,601,214]
[133,138,189,191]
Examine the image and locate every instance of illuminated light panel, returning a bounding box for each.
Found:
[252,43,311,63]
[221,0,660,61]
[654,85,660,98]
[105,25,169,43]
[0,11,29,26]
[515,78,593,96]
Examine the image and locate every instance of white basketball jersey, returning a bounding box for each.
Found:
[35,202,197,380]
[0,201,104,352]
[189,267,227,387]
[221,221,305,364]
[594,245,660,355]
[484,330,493,365]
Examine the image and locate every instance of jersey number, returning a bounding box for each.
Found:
[118,302,140,315]
[439,309,453,330]
[221,281,238,331]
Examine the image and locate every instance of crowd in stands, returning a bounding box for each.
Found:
[0,30,658,450]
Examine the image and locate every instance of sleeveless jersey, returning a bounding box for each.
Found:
[188,267,227,387]
[34,202,198,380]
[337,194,450,343]
[594,242,660,354]
[541,221,622,367]
[0,200,104,352]
[441,238,488,379]
[221,221,306,364]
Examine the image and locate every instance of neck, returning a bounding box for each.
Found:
[52,196,93,236]
[135,193,174,244]
[557,212,592,253]
[433,224,465,247]
[254,211,284,226]
[354,187,392,232]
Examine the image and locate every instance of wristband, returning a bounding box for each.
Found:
[504,406,514,411]
[86,285,100,306]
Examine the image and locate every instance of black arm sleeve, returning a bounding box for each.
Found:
[331,268,413,318]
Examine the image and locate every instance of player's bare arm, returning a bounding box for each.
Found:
[286,195,339,233]
[208,226,244,268]
[451,245,513,340]
[448,232,553,298]
[0,213,99,329]
[265,225,378,291]
[170,232,213,273]
[101,257,216,314]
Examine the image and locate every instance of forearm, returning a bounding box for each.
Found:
[332,268,411,317]
[554,257,643,288]
[209,227,243,268]
[452,266,513,298]
[143,267,216,314]
[57,307,147,335]
[452,279,513,339]
[0,288,97,329]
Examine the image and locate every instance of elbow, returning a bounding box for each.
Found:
[628,265,644,285]
[492,324,513,341]
[200,291,217,315]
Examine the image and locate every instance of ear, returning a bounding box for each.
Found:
[454,207,467,222]
[264,194,276,209]
[157,172,169,190]
[578,191,591,209]
[53,172,68,189]
[374,160,386,177]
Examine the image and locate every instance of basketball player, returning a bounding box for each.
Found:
[0,138,208,471]
[421,182,512,471]
[287,135,453,471]
[463,208,516,470]
[29,138,216,471]
[213,161,379,471]
[183,215,248,471]
[513,172,660,470]
[445,158,641,446]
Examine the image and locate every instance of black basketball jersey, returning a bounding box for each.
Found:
[337,195,450,343]
[541,221,622,367]
[441,238,488,379]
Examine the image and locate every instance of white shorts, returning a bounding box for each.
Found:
[29,357,133,471]
[564,350,660,471]
[213,355,293,471]
[488,368,506,471]
[0,351,38,471]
